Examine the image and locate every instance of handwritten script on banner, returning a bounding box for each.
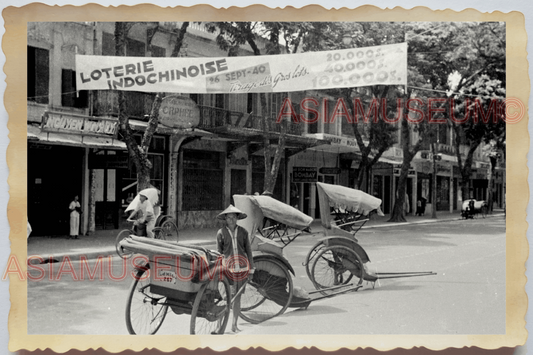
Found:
[75,43,407,94]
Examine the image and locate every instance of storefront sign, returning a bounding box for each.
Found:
[293,167,317,183]
[159,96,200,129]
[319,167,341,175]
[307,133,358,148]
[393,168,416,176]
[76,43,407,94]
[41,111,118,137]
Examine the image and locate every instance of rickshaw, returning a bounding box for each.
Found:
[305,182,436,293]
[119,235,237,335]
[233,194,363,322]
[461,199,488,219]
[115,187,179,258]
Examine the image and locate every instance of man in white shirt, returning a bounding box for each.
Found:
[129,193,156,238]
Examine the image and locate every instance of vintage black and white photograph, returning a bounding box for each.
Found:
[3,2,527,351]
[24,18,509,337]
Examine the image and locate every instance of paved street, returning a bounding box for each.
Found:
[27,215,505,335]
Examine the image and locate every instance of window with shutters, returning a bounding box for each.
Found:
[61,69,88,108]
[27,46,49,104]
[182,150,224,211]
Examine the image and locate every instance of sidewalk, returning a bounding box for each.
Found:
[26,209,505,264]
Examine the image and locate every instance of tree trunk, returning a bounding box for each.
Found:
[389,166,409,222]
[244,29,285,197]
[487,156,497,211]
[388,118,411,222]
[356,159,368,192]
[459,141,479,202]
[115,22,189,194]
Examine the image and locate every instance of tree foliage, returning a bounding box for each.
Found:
[407,22,505,204]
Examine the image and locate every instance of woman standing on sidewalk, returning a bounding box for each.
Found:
[68,195,81,239]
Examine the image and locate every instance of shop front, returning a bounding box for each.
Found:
[27,111,127,236]
[371,162,393,214]
[289,150,341,219]
[28,143,85,236]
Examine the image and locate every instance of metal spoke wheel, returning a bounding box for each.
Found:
[304,241,327,282]
[115,229,134,259]
[157,219,179,242]
[190,277,231,335]
[311,245,363,295]
[125,267,168,335]
[239,257,293,324]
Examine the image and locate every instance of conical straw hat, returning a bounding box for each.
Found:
[217,205,247,220]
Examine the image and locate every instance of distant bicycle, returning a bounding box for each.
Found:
[115,215,179,259]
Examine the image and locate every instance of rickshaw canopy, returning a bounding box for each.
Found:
[251,195,313,230]
[233,194,313,236]
[316,182,384,229]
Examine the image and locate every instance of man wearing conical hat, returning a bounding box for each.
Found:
[216,204,255,333]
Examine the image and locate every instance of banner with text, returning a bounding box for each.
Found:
[75,43,407,94]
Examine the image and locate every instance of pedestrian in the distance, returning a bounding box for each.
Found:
[215,205,255,333]
[68,195,81,239]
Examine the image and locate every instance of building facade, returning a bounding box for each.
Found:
[27,22,505,236]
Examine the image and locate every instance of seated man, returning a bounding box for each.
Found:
[129,193,156,238]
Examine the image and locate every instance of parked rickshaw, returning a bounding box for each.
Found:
[119,235,237,335]
[233,194,364,322]
[461,199,488,219]
[305,182,436,293]
[119,184,436,335]
[302,182,383,291]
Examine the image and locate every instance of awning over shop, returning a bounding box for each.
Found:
[304,133,360,154]
[377,156,404,165]
[28,125,127,150]
[128,119,216,138]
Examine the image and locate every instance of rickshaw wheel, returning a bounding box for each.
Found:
[239,257,293,324]
[311,245,363,295]
[157,219,179,242]
[125,268,168,335]
[190,277,231,335]
[305,241,355,284]
[304,241,326,281]
[115,229,134,259]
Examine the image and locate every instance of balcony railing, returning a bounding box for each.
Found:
[92,94,303,136]
[93,91,155,120]
[197,105,303,136]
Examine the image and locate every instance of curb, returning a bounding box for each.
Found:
[27,239,215,265]
[27,213,504,265]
